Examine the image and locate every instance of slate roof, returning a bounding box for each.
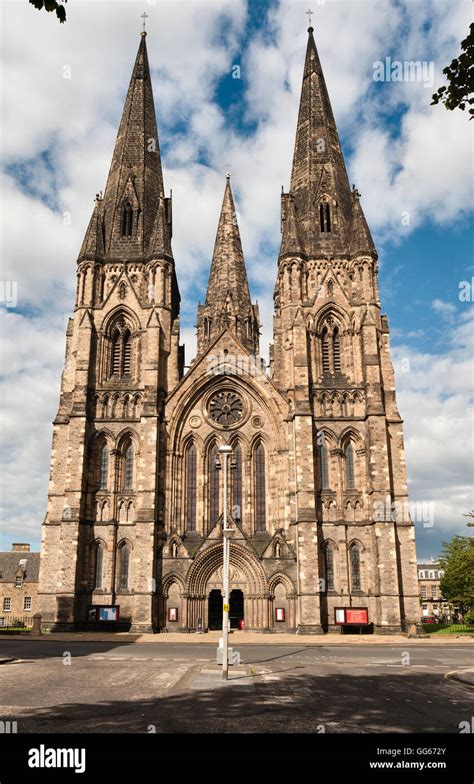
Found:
[0,552,40,583]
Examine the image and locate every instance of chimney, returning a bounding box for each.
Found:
[12,543,30,552]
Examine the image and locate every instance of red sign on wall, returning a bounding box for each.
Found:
[335,607,369,625]
[345,608,368,625]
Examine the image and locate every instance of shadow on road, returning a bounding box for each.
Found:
[8,670,470,734]
[0,636,144,660]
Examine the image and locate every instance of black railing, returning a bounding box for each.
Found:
[0,615,34,630]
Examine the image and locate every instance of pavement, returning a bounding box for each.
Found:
[445,668,474,687]
[3,630,474,644]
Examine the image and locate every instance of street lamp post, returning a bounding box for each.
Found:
[216,444,235,680]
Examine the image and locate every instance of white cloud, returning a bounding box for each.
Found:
[432,298,457,320]
[0,311,66,548]
[393,308,474,550]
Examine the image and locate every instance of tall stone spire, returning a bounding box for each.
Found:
[197,175,259,355]
[282,26,357,258]
[79,32,167,262]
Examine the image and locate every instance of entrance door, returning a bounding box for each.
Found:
[208,589,222,630]
[229,589,244,629]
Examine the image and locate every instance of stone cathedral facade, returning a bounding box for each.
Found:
[38,28,420,634]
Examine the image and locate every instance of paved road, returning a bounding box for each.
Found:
[0,640,472,733]
[1,639,473,664]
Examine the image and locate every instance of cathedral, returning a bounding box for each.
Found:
[38,26,420,634]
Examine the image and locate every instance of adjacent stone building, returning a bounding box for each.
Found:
[0,544,39,627]
[417,561,453,621]
[38,27,420,633]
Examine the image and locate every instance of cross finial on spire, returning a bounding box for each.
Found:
[141,12,149,34]
[225,164,232,180]
[306,8,314,28]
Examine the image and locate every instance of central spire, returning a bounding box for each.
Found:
[197,176,259,355]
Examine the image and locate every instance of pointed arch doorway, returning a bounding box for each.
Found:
[208,589,222,630]
[186,542,268,631]
[208,588,245,630]
[229,588,244,629]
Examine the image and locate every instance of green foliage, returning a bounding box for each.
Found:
[431,23,474,119]
[465,607,474,625]
[464,510,474,527]
[439,534,474,610]
[422,623,473,635]
[29,0,67,24]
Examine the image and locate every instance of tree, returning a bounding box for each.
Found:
[439,534,474,615]
[463,510,474,527]
[29,0,67,24]
[431,23,474,119]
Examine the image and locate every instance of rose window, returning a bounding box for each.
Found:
[208,391,244,426]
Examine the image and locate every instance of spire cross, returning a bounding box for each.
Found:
[141,12,149,32]
[305,8,314,27]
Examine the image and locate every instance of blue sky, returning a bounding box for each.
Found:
[0,0,473,560]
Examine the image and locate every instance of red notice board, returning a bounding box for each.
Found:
[335,607,369,625]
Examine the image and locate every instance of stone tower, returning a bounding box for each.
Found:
[38,33,183,631]
[38,27,420,634]
[270,27,420,632]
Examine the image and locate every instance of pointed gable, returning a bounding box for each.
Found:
[350,187,377,258]
[148,195,173,260]
[78,196,105,261]
[280,193,304,258]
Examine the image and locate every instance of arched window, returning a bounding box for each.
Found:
[186,443,197,532]
[325,546,335,591]
[109,317,133,378]
[319,440,330,490]
[99,442,108,490]
[255,443,266,532]
[94,541,104,589]
[124,442,134,490]
[121,201,133,237]
[232,443,242,523]
[322,328,330,373]
[333,328,341,372]
[320,203,331,232]
[345,442,355,489]
[118,542,130,590]
[350,544,361,592]
[209,444,220,528]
